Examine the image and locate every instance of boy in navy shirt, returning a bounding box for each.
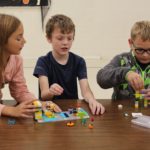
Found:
[33,14,105,115]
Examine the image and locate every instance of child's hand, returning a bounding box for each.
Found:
[141,89,150,100]
[126,71,144,91]
[43,101,62,113]
[2,99,36,118]
[88,100,105,115]
[52,102,62,112]
[49,83,64,96]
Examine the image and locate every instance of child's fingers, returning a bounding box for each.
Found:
[54,88,63,95]
[25,108,38,113]
[55,86,64,94]
[50,86,63,95]
[55,84,64,91]
[22,99,36,105]
[100,105,105,114]
[96,106,101,115]
[132,77,144,91]
[89,103,94,114]
[145,96,150,100]
[95,103,105,115]
[137,78,144,89]
[141,89,148,94]
[21,113,34,118]
[26,104,37,109]
[54,105,62,112]
[145,91,150,100]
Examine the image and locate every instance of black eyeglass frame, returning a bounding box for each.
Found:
[132,43,150,55]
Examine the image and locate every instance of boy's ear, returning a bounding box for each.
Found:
[128,38,133,49]
[46,35,52,43]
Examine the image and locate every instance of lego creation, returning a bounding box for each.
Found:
[134,91,149,108]
[33,100,89,123]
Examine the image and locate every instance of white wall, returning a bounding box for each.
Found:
[1,0,150,99]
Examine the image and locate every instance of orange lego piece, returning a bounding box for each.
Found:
[22,0,30,5]
[66,121,75,127]
[88,123,93,129]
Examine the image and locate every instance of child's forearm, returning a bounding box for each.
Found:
[41,89,54,101]
[82,90,96,103]
[1,106,15,117]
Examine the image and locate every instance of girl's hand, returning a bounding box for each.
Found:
[2,99,36,118]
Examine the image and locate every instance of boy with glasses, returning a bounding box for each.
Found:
[97,21,150,100]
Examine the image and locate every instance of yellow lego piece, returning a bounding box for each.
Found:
[35,110,43,120]
[43,109,55,118]
[33,100,42,108]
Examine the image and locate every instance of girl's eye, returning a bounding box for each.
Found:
[16,35,23,41]
[16,38,21,41]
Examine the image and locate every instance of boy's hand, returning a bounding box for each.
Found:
[52,103,62,112]
[49,83,64,96]
[42,101,62,113]
[141,89,150,100]
[2,100,36,118]
[126,71,144,91]
[88,100,105,115]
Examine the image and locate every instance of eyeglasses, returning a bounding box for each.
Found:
[132,43,150,55]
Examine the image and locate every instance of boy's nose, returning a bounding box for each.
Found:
[62,39,68,45]
[142,51,149,56]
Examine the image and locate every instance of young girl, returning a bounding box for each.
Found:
[0,14,37,118]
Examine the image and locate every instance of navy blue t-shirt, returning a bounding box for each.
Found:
[33,52,87,100]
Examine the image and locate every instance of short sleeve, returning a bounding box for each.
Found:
[33,57,48,78]
[77,58,87,80]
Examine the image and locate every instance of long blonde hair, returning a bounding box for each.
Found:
[0,14,21,88]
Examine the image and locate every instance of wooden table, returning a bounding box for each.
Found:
[0,99,150,150]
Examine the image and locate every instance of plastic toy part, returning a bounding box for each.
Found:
[66,122,75,127]
[35,110,43,120]
[44,102,56,112]
[135,91,144,100]
[34,105,89,123]
[90,117,94,122]
[43,110,55,118]
[124,112,129,117]
[33,100,42,108]
[118,104,123,110]
[22,0,30,5]
[144,99,148,108]
[135,100,139,109]
[8,118,16,125]
[77,111,86,119]
[88,123,93,129]
[81,118,87,126]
